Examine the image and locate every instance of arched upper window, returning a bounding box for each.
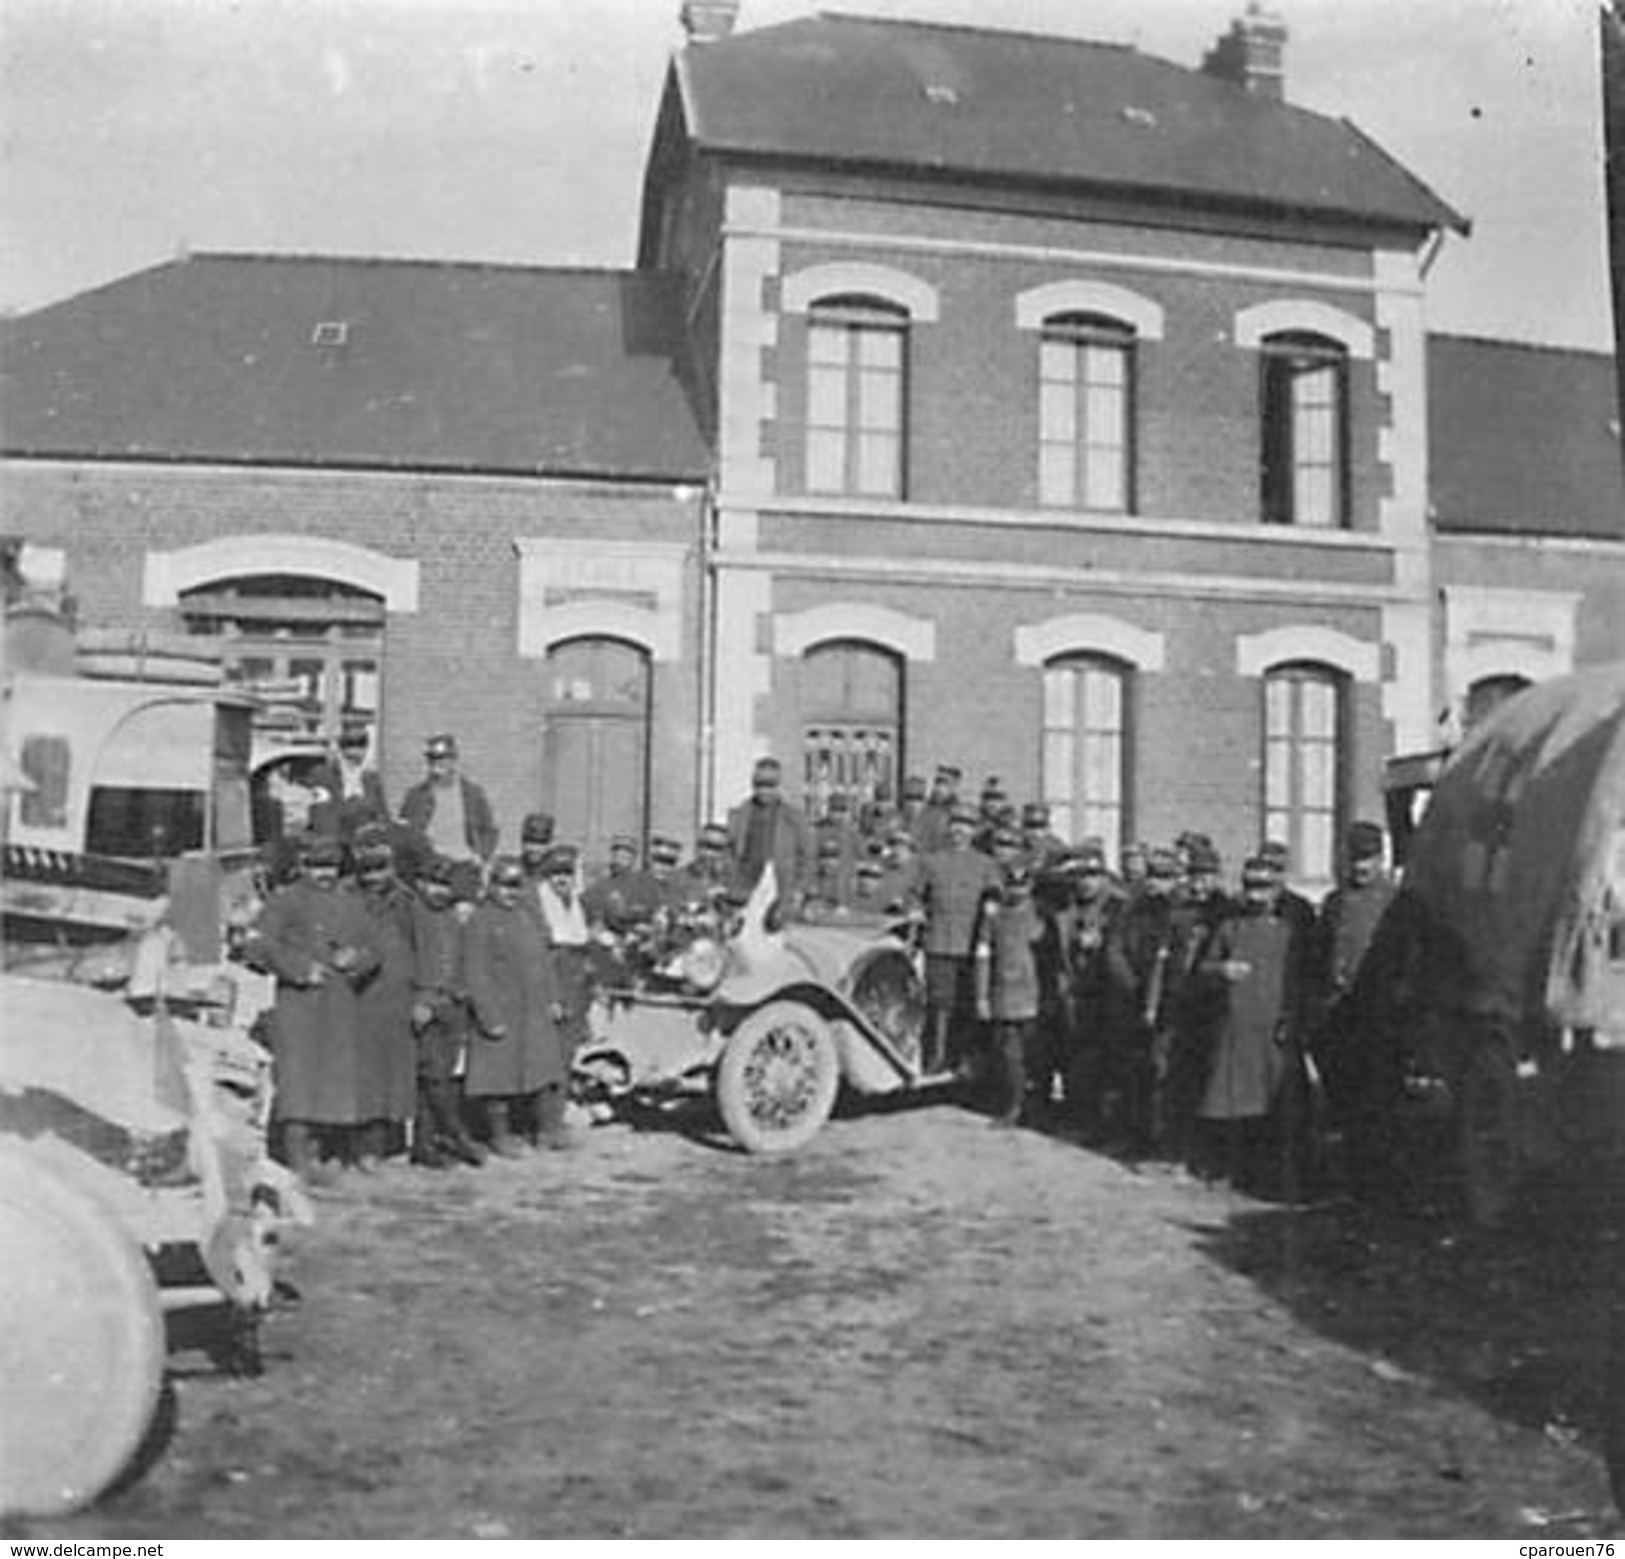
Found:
[805,295,908,498]
[1038,312,1136,513]
[1260,331,1349,529]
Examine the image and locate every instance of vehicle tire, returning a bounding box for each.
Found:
[1457,1030,1520,1230]
[715,1000,840,1155]
[0,1144,165,1519]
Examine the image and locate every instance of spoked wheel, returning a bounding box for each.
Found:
[715,1000,840,1154]
[1457,1029,1520,1230]
[0,1144,165,1518]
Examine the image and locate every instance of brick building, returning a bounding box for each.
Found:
[1,258,709,861]
[3,4,1622,890]
[643,5,1474,893]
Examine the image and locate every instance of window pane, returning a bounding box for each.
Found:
[1084,734,1120,802]
[1042,667,1072,728]
[857,432,899,495]
[1040,444,1075,507]
[1301,812,1334,882]
[808,323,848,365]
[1265,738,1292,809]
[1043,730,1075,793]
[808,363,847,426]
[859,367,900,431]
[1296,469,1332,528]
[1300,677,1337,737]
[806,430,846,491]
[1265,677,1293,734]
[1084,343,1125,387]
[1083,667,1121,727]
[858,327,901,369]
[1086,382,1125,445]
[1300,740,1335,805]
[1039,339,1076,383]
[1084,451,1125,512]
[1040,378,1076,442]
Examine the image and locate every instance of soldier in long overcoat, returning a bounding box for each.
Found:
[918,806,1003,1075]
[464,855,568,1154]
[409,853,487,1168]
[348,833,420,1166]
[1191,855,1313,1194]
[1103,848,1186,1154]
[253,833,381,1182]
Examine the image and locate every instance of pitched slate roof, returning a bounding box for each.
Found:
[1428,335,1624,540]
[672,11,1465,234]
[0,254,710,480]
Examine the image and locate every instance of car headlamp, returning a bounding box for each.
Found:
[680,937,725,992]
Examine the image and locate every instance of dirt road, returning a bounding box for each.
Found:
[20,1098,1625,1539]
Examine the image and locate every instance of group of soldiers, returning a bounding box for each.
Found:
[721,757,1411,1200]
[247,734,1409,1203]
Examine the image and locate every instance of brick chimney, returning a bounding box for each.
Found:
[680,0,739,44]
[1202,4,1288,102]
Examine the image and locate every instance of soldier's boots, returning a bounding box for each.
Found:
[485,1100,528,1158]
[535,1084,577,1151]
[420,1080,488,1166]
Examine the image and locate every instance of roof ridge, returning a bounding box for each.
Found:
[812,9,1136,53]
[1432,330,1614,362]
[186,250,652,281]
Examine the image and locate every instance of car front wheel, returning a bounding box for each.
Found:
[715,1000,840,1155]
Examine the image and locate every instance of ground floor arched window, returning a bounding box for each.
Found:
[800,640,902,819]
[1263,661,1346,886]
[1040,654,1130,854]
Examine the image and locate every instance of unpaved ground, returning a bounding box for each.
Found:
[22,1098,1625,1539]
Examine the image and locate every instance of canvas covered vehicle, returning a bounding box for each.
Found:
[1392,660,1625,1227]
[573,870,937,1154]
[0,954,308,1520]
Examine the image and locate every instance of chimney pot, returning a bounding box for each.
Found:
[1202,4,1288,102]
[680,0,739,44]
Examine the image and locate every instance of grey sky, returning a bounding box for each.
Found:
[0,0,1612,350]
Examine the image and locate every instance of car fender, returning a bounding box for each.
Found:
[714,980,913,1091]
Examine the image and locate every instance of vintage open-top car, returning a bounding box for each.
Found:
[573,869,941,1153]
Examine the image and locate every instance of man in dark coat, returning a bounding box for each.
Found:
[1104,847,1186,1155]
[726,756,812,912]
[464,856,568,1155]
[348,831,420,1169]
[399,733,499,865]
[253,833,381,1185]
[1314,819,1410,1202]
[1192,854,1314,1195]
[408,854,486,1168]
[918,805,1003,1075]
[974,869,1047,1126]
[1059,842,1130,1138]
